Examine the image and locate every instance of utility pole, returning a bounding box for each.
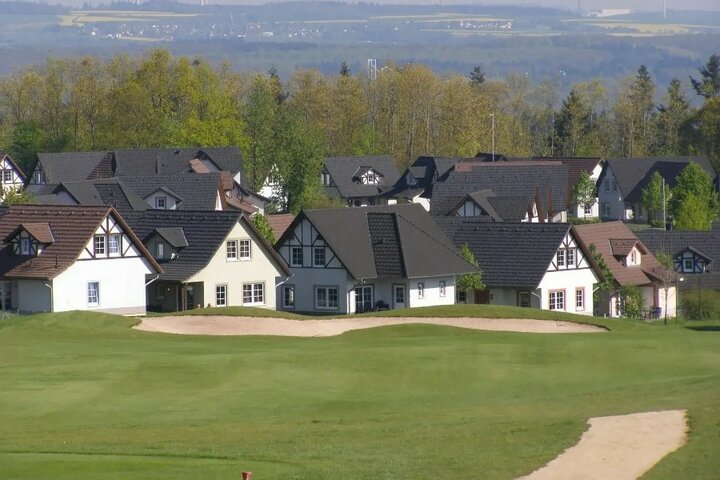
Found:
[663,0,667,19]
[662,177,666,229]
[491,112,496,162]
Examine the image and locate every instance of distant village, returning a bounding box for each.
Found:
[2,148,716,320]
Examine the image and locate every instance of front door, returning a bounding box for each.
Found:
[393,285,406,309]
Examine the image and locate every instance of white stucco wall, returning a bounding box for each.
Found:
[406,276,456,308]
[187,220,286,309]
[537,268,597,315]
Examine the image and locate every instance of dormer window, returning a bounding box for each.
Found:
[683,258,693,272]
[321,170,333,187]
[156,196,167,209]
[20,238,30,255]
[33,170,46,184]
[9,223,54,257]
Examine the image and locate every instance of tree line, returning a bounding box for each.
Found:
[0,49,718,212]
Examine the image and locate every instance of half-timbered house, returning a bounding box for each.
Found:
[322,155,402,207]
[0,205,160,315]
[436,219,600,314]
[274,204,476,313]
[0,153,25,193]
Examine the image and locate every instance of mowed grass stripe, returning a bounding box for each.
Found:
[0,309,718,479]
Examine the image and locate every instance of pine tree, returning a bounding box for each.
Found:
[656,78,690,155]
[555,89,589,157]
[690,54,720,99]
[671,162,719,230]
[470,65,485,86]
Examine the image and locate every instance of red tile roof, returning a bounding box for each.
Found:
[267,213,295,241]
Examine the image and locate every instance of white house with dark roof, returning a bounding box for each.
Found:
[274,204,476,314]
[322,155,402,207]
[0,153,25,193]
[0,205,160,315]
[597,156,717,222]
[436,219,600,314]
[123,210,290,312]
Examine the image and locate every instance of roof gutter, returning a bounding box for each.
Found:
[145,274,160,287]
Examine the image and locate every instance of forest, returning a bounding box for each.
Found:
[0,49,718,211]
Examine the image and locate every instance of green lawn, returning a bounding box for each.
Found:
[0,308,718,479]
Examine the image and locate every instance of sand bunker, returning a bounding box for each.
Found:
[518,410,688,480]
[134,315,605,336]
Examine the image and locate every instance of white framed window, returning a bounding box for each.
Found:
[321,171,332,186]
[315,286,339,310]
[155,196,167,209]
[282,285,295,309]
[630,250,638,265]
[354,285,374,312]
[417,282,425,299]
[291,246,303,267]
[240,240,251,260]
[20,238,31,255]
[566,248,575,267]
[557,249,566,267]
[108,234,121,255]
[549,290,565,311]
[2,170,12,183]
[216,284,227,307]
[226,240,238,261]
[575,288,584,311]
[94,235,106,256]
[683,258,693,272]
[439,281,446,297]
[33,170,46,184]
[242,283,264,305]
[584,204,592,215]
[87,282,100,306]
[313,247,325,267]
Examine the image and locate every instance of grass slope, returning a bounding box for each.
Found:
[0,309,718,479]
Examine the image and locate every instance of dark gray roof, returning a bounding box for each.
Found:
[323,156,401,199]
[118,174,222,211]
[153,227,189,248]
[600,157,717,203]
[429,162,568,217]
[383,156,477,199]
[113,147,243,177]
[123,210,288,282]
[435,218,573,288]
[53,179,149,212]
[34,152,112,184]
[280,204,476,280]
[637,230,720,268]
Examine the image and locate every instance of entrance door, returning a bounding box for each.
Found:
[393,285,406,309]
[518,291,531,308]
[355,285,374,313]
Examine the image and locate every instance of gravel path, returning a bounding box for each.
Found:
[518,410,688,480]
[134,315,605,336]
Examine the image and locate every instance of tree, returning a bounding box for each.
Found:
[556,88,590,157]
[620,285,644,319]
[683,96,720,166]
[243,75,278,191]
[654,253,676,323]
[252,214,276,245]
[0,188,35,206]
[571,170,596,218]
[470,65,485,86]
[640,171,670,224]
[670,162,719,230]
[588,243,615,309]
[339,62,350,77]
[656,79,690,155]
[456,244,485,293]
[690,53,720,99]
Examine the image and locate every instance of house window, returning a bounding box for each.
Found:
[439,281,446,297]
[240,240,251,260]
[355,285,374,312]
[321,171,332,186]
[33,170,46,184]
[566,248,575,267]
[576,288,585,311]
[366,171,377,184]
[2,170,12,183]
[155,196,167,209]
[94,235,106,256]
[226,240,238,261]
[291,246,303,267]
[584,204,592,215]
[549,290,565,311]
[87,282,100,306]
[604,180,610,192]
[457,290,467,303]
[683,258,693,272]
[242,283,264,305]
[313,247,325,267]
[315,286,339,310]
[630,250,637,265]
[156,243,164,258]
[216,284,227,307]
[282,285,295,309]
[108,234,120,255]
[602,203,610,216]
[20,238,31,255]
[557,249,566,267]
[417,282,425,299]
[518,291,531,308]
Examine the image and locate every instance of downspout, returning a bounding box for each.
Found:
[44,281,53,313]
[145,275,160,287]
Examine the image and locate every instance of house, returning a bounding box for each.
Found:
[428,161,569,222]
[274,204,476,313]
[322,155,402,206]
[445,188,539,222]
[123,210,290,312]
[119,174,225,211]
[436,219,599,315]
[574,222,677,318]
[597,156,717,222]
[41,178,149,212]
[0,153,25,193]
[0,205,160,315]
[637,230,720,275]
[526,157,603,218]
